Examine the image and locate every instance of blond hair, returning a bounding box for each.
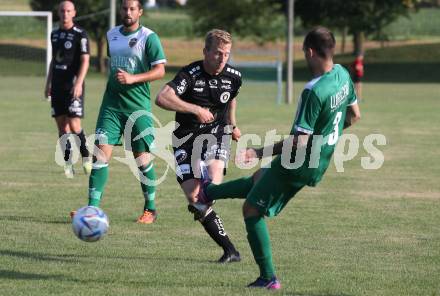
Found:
[205,29,232,50]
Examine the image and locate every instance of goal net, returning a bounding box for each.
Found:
[0,11,52,77]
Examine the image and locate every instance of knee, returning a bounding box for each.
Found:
[59,126,70,135]
[242,201,260,219]
[69,121,82,134]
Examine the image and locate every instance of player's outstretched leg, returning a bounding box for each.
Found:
[188,176,254,219]
[199,209,241,263]
[137,163,157,224]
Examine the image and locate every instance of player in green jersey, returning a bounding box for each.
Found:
[72,0,166,224]
[189,27,361,290]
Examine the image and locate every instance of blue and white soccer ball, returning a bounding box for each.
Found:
[72,206,109,242]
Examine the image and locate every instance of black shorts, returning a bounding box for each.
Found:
[173,124,232,184]
[50,84,85,118]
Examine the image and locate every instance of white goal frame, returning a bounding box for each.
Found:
[0,11,52,77]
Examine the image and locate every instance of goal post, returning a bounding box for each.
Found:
[0,11,52,77]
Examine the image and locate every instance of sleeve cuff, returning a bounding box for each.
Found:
[348,99,358,106]
[151,59,167,66]
[294,125,314,134]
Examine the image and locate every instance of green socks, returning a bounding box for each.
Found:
[88,163,109,207]
[245,216,276,280]
[206,177,253,200]
[139,163,156,211]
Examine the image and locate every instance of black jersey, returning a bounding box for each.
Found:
[50,25,89,85]
[167,60,242,137]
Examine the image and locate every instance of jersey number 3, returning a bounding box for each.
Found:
[328,111,342,145]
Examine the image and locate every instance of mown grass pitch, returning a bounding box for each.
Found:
[0,70,439,296]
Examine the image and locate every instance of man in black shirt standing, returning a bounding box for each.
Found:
[45,1,91,178]
[156,29,242,263]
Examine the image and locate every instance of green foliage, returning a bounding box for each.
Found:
[141,9,193,37]
[295,0,416,36]
[0,16,45,39]
[382,7,440,39]
[186,0,285,43]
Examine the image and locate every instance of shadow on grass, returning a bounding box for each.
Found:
[0,250,79,263]
[0,269,66,281]
[0,215,69,224]
[0,248,162,262]
[283,292,352,296]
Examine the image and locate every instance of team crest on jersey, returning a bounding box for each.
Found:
[64,41,72,49]
[209,79,218,88]
[129,38,138,48]
[174,149,188,164]
[220,92,231,103]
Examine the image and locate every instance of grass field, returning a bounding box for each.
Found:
[0,58,439,296]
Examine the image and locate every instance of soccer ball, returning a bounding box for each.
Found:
[72,206,109,242]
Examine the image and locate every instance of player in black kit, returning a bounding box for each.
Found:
[156,29,242,263]
[44,1,91,178]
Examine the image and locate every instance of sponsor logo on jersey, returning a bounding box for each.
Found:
[189,65,201,75]
[221,84,231,90]
[209,79,218,88]
[81,38,88,53]
[330,82,349,110]
[55,64,67,70]
[174,149,188,164]
[221,79,231,84]
[177,164,191,176]
[226,67,241,77]
[69,99,83,116]
[129,38,138,48]
[193,87,204,92]
[195,80,205,87]
[111,36,118,41]
[60,32,66,39]
[220,92,231,103]
[64,41,72,49]
[176,79,188,95]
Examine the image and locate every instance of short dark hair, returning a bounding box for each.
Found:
[121,0,143,9]
[303,27,335,59]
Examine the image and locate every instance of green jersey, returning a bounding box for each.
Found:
[285,64,357,186]
[102,25,166,113]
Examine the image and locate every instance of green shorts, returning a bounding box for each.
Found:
[246,160,305,217]
[95,107,154,152]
